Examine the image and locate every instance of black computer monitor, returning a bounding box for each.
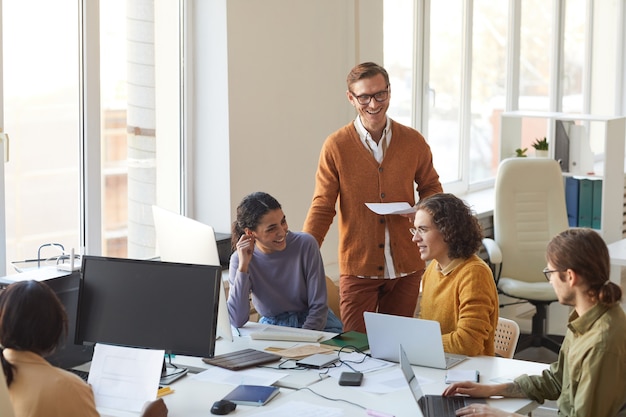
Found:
[75,255,221,382]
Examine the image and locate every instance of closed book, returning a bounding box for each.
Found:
[320,330,369,351]
[564,176,579,227]
[222,385,279,406]
[577,178,593,228]
[591,178,602,229]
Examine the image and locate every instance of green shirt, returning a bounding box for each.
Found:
[515,303,626,417]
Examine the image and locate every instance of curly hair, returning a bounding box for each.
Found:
[415,193,483,259]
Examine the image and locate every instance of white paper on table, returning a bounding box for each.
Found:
[248,400,343,417]
[337,367,434,394]
[192,366,287,386]
[327,352,394,378]
[88,343,163,412]
[365,202,415,215]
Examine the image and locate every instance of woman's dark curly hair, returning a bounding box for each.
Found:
[415,193,483,259]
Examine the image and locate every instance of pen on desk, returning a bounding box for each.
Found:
[366,409,394,417]
[235,327,242,337]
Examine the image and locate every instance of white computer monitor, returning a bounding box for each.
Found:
[152,205,233,342]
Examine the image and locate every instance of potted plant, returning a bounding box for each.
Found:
[515,147,528,157]
[531,137,549,157]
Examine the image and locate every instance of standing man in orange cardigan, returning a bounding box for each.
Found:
[303,62,442,333]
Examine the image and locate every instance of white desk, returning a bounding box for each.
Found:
[607,238,626,284]
[96,324,549,417]
[240,355,548,417]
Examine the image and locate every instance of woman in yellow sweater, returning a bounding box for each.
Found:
[412,193,498,356]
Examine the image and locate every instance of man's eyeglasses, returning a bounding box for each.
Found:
[349,85,390,105]
[542,267,563,281]
[409,227,429,237]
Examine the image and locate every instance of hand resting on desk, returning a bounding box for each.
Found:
[443,381,526,417]
[141,398,168,417]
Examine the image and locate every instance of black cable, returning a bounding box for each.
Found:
[296,386,366,410]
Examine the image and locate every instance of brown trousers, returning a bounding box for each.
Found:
[339,270,423,333]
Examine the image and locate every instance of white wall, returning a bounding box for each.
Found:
[191,1,383,274]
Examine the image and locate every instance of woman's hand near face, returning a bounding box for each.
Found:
[236,234,255,273]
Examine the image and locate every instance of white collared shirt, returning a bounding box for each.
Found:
[354,115,392,164]
[353,116,399,279]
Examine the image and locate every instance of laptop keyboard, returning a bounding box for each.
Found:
[429,396,467,416]
[67,368,89,382]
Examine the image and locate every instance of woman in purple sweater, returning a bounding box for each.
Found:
[227,192,343,333]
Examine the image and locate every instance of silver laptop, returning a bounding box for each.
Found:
[364,312,467,369]
[0,369,15,417]
[399,344,485,417]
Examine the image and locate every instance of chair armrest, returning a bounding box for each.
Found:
[481,238,502,264]
[482,238,503,286]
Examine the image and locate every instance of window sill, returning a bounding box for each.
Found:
[458,187,494,220]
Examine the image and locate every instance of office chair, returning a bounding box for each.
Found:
[494,317,520,359]
[325,276,342,320]
[482,157,569,354]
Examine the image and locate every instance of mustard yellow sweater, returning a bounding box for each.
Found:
[303,120,442,276]
[419,255,499,356]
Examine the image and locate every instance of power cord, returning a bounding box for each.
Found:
[295,386,366,411]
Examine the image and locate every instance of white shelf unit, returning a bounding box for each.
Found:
[500,111,626,244]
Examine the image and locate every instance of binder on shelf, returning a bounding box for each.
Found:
[591,179,603,230]
[564,177,579,227]
[577,178,593,228]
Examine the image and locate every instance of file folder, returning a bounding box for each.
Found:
[577,178,593,228]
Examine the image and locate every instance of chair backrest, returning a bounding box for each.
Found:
[494,317,520,358]
[325,276,341,320]
[494,158,569,283]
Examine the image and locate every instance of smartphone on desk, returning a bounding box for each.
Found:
[339,371,363,386]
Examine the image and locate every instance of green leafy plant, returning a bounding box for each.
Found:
[531,137,548,151]
[515,147,528,157]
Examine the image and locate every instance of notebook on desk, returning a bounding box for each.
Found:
[364,312,467,369]
[399,344,485,417]
[202,348,281,371]
[249,326,324,342]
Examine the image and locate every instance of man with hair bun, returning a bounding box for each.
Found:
[443,228,626,417]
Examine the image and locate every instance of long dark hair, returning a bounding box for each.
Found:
[0,280,68,386]
[231,192,282,250]
[547,228,622,305]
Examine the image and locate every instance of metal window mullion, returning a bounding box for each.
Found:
[459,0,473,189]
[550,0,565,112]
[505,0,521,112]
[79,0,102,256]
[413,0,428,133]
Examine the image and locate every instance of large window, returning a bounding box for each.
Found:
[384,0,589,193]
[2,0,80,273]
[1,0,184,274]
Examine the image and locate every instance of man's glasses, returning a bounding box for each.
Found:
[542,267,563,281]
[409,226,430,237]
[349,85,390,105]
